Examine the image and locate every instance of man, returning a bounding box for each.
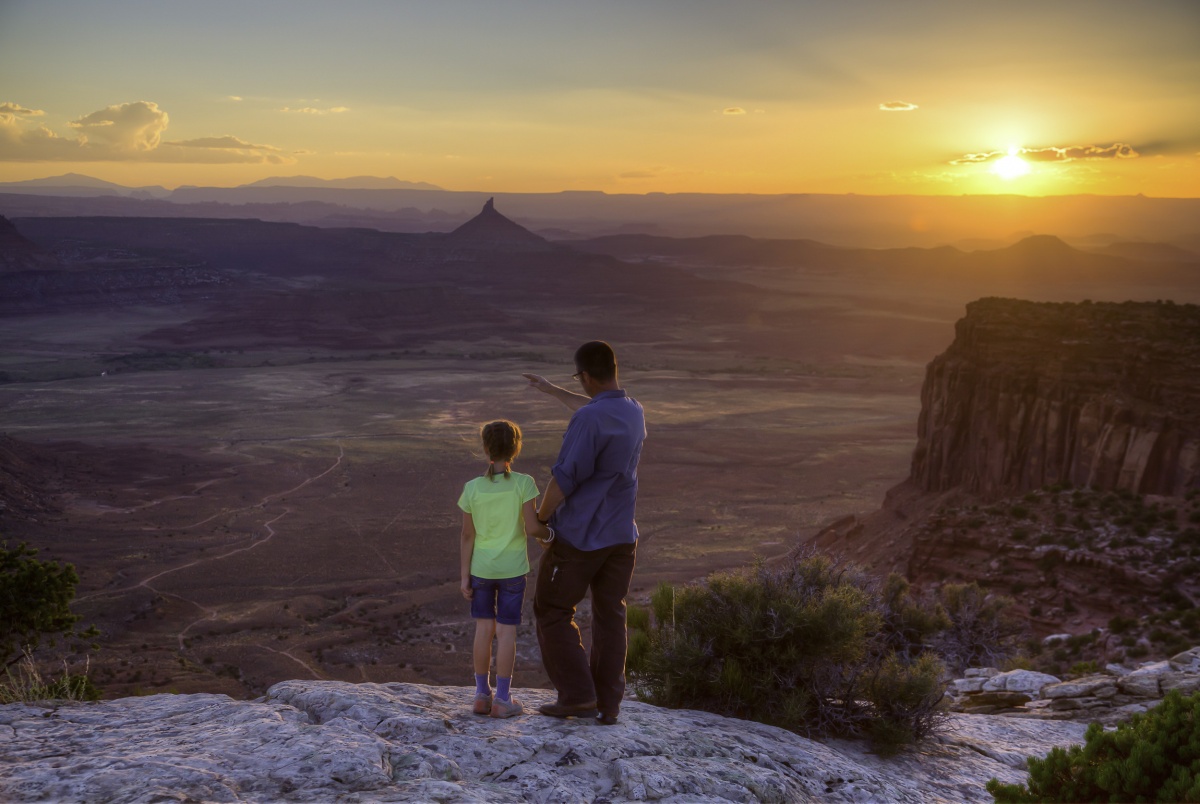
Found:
[522,341,646,726]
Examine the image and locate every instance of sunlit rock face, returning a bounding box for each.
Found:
[912,298,1200,499]
[1,680,1087,803]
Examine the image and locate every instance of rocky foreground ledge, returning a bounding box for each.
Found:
[1,681,1086,803]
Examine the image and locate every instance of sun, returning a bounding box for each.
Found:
[993,146,1031,180]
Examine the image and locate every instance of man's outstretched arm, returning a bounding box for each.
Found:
[522,373,589,411]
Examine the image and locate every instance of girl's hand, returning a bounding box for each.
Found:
[460,578,473,600]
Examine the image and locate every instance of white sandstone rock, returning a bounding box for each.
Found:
[1169,647,1200,672]
[0,680,1089,803]
[981,670,1061,698]
[952,678,988,694]
[1133,660,1172,675]
[1040,675,1118,700]
[964,667,1001,679]
[1119,675,1162,698]
[1161,672,1200,696]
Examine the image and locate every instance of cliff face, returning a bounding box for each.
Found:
[808,298,1200,651]
[912,298,1200,500]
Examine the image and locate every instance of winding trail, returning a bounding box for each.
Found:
[257,645,326,680]
[78,445,345,603]
[74,444,349,681]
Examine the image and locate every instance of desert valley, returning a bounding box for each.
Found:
[2,188,1199,706]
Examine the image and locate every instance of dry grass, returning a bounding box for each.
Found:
[0,651,99,704]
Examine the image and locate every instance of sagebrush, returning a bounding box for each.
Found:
[627,549,958,754]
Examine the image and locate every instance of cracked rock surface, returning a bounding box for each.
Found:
[1,680,1086,802]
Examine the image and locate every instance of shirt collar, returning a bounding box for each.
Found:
[589,389,628,403]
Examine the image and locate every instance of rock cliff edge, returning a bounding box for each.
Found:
[1,680,1086,803]
[912,297,1200,499]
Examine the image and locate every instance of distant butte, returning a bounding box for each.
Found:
[444,197,554,251]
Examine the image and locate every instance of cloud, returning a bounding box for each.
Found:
[228,95,244,102]
[0,102,45,118]
[280,106,349,115]
[1023,143,1138,162]
[69,101,169,152]
[722,107,747,115]
[951,142,1139,165]
[158,135,290,164]
[0,100,295,164]
[165,135,282,153]
[879,101,918,112]
[0,113,87,160]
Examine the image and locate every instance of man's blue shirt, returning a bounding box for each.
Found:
[550,389,646,551]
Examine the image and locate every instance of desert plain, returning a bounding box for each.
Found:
[2,216,1197,700]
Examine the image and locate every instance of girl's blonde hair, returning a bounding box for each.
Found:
[481,420,522,480]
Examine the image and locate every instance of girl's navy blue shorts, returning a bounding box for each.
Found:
[469,574,527,625]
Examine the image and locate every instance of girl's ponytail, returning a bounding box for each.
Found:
[480,420,522,480]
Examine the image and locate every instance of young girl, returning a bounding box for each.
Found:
[457,420,548,718]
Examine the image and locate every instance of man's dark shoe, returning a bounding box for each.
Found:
[595,711,619,726]
[538,701,599,719]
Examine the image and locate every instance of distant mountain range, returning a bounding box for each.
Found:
[1,174,1198,251]
[0,173,171,199]
[238,175,442,191]
[0,173,440,197]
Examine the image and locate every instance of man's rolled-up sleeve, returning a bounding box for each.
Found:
[551,415,597,497]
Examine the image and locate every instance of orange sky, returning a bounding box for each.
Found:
[1,0,1198,196]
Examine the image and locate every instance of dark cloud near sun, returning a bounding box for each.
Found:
[951,142,1140,165]
[0,100,294,164]
[1130,136,1200,157]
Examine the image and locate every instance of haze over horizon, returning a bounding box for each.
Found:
[2,0,1198,199]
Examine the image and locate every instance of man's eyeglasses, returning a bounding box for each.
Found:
[572,371,584,381]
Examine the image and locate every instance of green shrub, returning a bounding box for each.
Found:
[877,573,951,662]
[987,689,1200,802]
[626,603,651,632]
[627,551,948,754]
[1108,615,1137,634]
[933,582,1024,674]
[1067,660,1099,678]
[0,541,94,665]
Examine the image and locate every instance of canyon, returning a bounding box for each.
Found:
[1,198,1198,801]
[813,298,1200,674]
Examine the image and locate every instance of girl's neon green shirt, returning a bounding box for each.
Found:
[457,472,538,579]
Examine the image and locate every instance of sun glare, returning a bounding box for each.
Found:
[993,147,1030,181]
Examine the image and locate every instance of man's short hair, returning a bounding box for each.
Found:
[574,340,617,383]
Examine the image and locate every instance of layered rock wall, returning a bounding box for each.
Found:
[911,298,1200,499]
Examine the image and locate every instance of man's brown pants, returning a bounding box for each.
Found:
[533,538,637,716]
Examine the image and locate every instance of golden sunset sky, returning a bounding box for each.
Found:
[1,0,1197,196]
